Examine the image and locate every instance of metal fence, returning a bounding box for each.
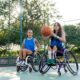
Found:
[0,57,16,66]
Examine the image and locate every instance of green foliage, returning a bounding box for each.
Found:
[0,49,44,58]
[0,0,58,45]
[0,1,9,16]
[0,29,8,45]
[64,24,80,47]
[0,50,19,58]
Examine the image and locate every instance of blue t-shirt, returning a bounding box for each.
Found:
[23,38,35,52]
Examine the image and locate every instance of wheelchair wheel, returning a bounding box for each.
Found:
[65,50,79,75]
[16,66,20,72]
[31,53,41,72]
[39,52,50,74]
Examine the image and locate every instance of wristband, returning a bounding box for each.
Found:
[54,34,59,39]
[56,35,59,39]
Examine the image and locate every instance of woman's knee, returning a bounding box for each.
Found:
[22,49,27,54]
[19,49,23,53]
[27,50,32,55]
[23,49,32,55]
[19,49,23,55]
[53,46,57,51]
[48,46,52,50]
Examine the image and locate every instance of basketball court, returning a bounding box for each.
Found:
[0,64,80,80]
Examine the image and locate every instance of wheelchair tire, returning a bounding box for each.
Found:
[39,52,50,74]
[65,50,79,75]
[31,53,41,72]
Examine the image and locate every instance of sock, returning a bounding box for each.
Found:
[48,50,52,59]
[16,57,19,63]
[25,57,28,65]
[52,50,55,59]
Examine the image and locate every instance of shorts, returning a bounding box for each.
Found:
[50,40,64,49]
[50,40,65,57]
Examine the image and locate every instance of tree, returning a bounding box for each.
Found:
[0,0,60,45]
[64,24,80,47]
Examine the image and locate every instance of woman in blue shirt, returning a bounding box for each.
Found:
[19,29,40,60]
[16,29,40,72]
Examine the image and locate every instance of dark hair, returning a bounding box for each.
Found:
[54,22,62,37]
[26,29,33,37]
[26,29,33,32]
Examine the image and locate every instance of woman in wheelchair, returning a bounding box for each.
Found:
[47,22,67,75]
[16,29,40,72]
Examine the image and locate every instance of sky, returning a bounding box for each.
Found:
[53,0,80,24]
[13,0,80,25]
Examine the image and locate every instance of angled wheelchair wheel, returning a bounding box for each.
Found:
[65,50,79,75]
[39,52,50,74]
[31,53,41,72]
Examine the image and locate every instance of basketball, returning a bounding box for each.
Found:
[41,25,52,37]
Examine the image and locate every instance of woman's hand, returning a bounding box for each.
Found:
[51,31,54,36]
[52,33,59,39]
[51,32,58,37]
[42,36,50,40]
[52,33,66,42]
[34,49,39,54]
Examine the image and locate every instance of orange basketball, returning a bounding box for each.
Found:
[41,25,52,37]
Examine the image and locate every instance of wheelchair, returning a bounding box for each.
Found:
[16,51,40,72]
[39,48,79,76]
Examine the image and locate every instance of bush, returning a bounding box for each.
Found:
[0,49,44,58]
[0,50,19,58]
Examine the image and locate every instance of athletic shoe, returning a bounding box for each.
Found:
[16,57,21,66]
[51,59,56,65]
[47,59,56,66]
[16,57,20,63]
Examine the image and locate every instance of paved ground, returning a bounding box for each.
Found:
[0,65,80,80]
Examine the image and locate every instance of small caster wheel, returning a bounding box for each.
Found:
[58,71,61,76]
[29,67,32,73]
[64,68,67,73]
[16,66,20,72]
